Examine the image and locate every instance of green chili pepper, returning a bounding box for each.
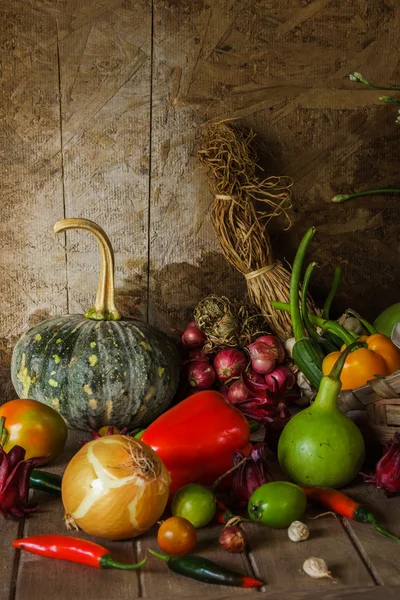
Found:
[148,550,263,587]
[29,470,62,496]
[289,228,323,389]
[301,262,336,355]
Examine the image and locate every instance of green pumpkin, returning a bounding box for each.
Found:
[11,219,180,430]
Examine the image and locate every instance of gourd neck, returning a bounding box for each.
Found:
[54,218,122,321]
[312,340,365,411]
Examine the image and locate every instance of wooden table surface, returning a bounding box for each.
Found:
[1,430,399,600]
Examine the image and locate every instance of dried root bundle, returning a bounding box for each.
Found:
[198,121,317,339]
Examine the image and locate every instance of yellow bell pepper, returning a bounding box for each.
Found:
[322,333,400,390]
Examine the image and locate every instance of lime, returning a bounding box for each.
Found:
[171,483,216,528]
[248,481,306,528]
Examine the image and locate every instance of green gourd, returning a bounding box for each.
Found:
[374,302,400,338]
[11,219,180,430]
[278,342,365,488]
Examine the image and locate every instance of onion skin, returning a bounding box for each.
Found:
[186,361,216,389]
[213,349,248,383]
[62,436,171,540]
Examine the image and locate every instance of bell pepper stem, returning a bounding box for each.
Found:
[323,267,341,320]
[290,227,316,340]
[332,189,400,203]
[345,309,377,335]
[149,549,169,562]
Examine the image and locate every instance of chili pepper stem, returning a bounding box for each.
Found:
[149,549,169,561]
[332,189,400,203]
[100,554,148,570]
[368,517,400,543]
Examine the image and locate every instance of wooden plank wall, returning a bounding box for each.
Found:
[1,0,400,399]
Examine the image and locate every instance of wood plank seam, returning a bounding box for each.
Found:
[340,518,383,586]
[8,515,25,600]
[145,0,155,325]
[56,25,69,314]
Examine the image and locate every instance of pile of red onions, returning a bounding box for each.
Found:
[179,323,297,425]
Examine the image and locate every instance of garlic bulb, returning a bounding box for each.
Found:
[303,557,332,579]
[295,371,317,406]
[288,520,309,542]
[284,337,296,358]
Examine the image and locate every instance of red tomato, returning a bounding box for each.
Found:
[0,399,68,464]
[157,516,197,556]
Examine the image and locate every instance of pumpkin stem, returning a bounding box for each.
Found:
[54,218,122,321]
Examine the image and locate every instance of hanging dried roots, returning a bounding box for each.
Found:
[198,121,318,339]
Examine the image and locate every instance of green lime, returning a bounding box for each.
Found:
[171,483,216,528]
[248,481,306,528]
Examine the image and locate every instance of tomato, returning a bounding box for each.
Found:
[0,399,68,465]
[248,481,307,528]
[171,483,216,528]
[157,516,197,555]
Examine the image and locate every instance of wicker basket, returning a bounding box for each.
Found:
[338,370,400,444]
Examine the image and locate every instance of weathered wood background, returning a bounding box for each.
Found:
[1,0,399,399]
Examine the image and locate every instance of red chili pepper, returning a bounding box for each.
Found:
[141,390,251,496]
[302,486,400,542]
[12,535,147,569]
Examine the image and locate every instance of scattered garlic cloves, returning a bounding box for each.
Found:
[303,557,333,580]
[288,520,309,542]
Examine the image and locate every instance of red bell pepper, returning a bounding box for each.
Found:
[141,390,251,496]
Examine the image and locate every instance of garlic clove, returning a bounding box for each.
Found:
[303,557,333,580]
[288,520,309,542]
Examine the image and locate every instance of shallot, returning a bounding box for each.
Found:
[219,520,247,553]
[213,348,247,383]
[186,361,216,389]
[363,432,400,494]
[255,335,286,363]
[227,379,250,404]
[182,325,206,348]
[231,443,273,507]
[265,365,296,395]
[243,370,268,394]
[188,348,210,362]
[247,341,276,375]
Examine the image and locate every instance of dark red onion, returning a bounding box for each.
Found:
[186,361,216,389]
[182,326,206,348]
[363,432,400,494]
[265,365,296,395]
[255,335,286,363]
[213,348,248,383]
[243,370,268,393]
[219,385,230,402]
[231,443,273,507]
[247,341,276,375]
[188,348,210,362]
[227,379,250,404]
[186,320,198,328]
[264,417,291,453]
[234,396,277,423]
[219,524,247,553]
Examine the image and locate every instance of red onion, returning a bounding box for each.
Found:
[243,370,268,394]
[264,417,291,453]
[234,396,277,423]
[186,320,198,328]
[227,379,250,404]
[231,443,273,507]
[181,326,206,348]
[247,341,276,375]
[255,335,286,363]
[219,523,247,553]
[186,361,216,389]
[363,432,400,494]
[187,348,210,362]
[213,348,247,383]
[265,365,296,395]
[218,385,230,402]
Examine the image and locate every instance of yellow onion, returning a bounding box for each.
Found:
[62,435,170,540]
